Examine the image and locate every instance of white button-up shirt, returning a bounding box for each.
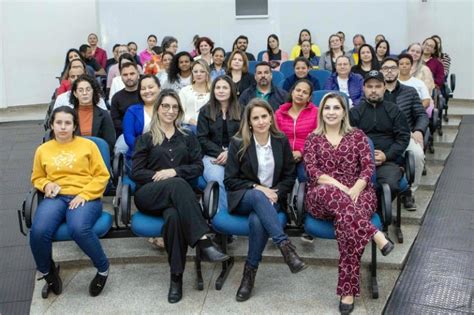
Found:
[254,135,274,188]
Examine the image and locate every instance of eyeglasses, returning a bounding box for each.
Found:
[77,87,92,94]
[160,103,180,112]
[380,66,398,72]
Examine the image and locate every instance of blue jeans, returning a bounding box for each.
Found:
[202,155,227,211]
[29,195,109,274]
[234,189,288,268]
[296,162,307,183]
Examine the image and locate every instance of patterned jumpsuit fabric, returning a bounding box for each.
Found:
[304,129,378,296]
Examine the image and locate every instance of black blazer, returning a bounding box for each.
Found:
[224,134,296,212]
[76,106,116,153]
[197,103,242,158]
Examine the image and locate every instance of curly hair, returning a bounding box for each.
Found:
[167,51,194,84]
[69,74,102,108]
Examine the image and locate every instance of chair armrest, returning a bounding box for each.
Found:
[24,188,43,229]
[203,181,219,220]
[112,152,124,186]
[379,183,392,226]
[450,73,456,93]
[119,183,132,225]
[295,182,306,227]
[405,150,415,184]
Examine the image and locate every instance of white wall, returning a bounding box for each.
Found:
[0,0,98,107]
[406,0,474,101]
[0,0,472,108]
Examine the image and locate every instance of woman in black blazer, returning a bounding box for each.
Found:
[224,99,307,302]
[70,75,116,152]
[197,75,242,212]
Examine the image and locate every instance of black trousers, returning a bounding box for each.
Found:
[376,162,402,198]
[134,177,209,274]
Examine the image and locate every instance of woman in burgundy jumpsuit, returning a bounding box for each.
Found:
[303,92,394,314]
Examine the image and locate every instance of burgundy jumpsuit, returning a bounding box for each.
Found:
[304,129,378,296]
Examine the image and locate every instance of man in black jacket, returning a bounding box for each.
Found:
[381,57,429,210]
[350,70,411,197]
[239,62,288,111]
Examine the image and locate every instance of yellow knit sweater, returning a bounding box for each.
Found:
[31,137,110,201]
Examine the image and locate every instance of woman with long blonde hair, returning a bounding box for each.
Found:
[131,89,229,304]
[179,59,211,133]
[224,99,306,302]
[304,92,394,314]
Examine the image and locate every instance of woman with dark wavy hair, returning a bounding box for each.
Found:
[69,75,115,150]
[162,51,194,92]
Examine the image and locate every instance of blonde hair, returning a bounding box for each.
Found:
[149,89,187,146]
[314,92,353,136]
[235,99,283,160]
[191,59,211,92]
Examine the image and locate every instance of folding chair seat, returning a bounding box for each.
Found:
[309,69,331,90]
[279,61,295,78]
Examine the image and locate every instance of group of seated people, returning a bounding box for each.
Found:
[30,29,449,314]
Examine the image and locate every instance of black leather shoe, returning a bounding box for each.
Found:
[89,272,108,297]
[168,278,183,303]
[339,298,354,314]
[381,238,395,256]
[199,241,230,262]
[236,263,257,302]
[403,193,417,211]
[278,240,307,273]
[39,260,63,299]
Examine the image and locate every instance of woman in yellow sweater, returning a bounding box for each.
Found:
[30,106,111,298]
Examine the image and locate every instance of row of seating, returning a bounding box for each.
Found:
[18,134,415,298]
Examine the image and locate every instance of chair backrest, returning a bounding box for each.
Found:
[311,90,350,107]
[84,136,111,172]
[280,60,295,78]
[257,50,266,61]
[309,69,331,90]
[271,71,285,88]
[248,61,258,74]
[366,138,377,185]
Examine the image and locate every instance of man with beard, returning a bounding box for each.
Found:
[350,70,410,197]
[110,62,140,153]
[224,35,256,65]
[239,61,288,111]
[79,44,106,76]
[381,57,428,210]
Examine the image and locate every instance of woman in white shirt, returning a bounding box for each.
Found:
[179,59,211,134]
[224,99,306,302]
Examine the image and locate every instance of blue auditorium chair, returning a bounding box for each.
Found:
[279,60,295,78]
[309,69,331,90]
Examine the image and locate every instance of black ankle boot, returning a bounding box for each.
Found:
[236,263,257,302]
[89,272,108,297]
[39,260,62,299]
[168,274,183,303]
[198,238,230,262]
[278,240,307,273]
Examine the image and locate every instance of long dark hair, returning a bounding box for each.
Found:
[299,40,316,58]
[266,34,280,59]
[354,44,379,71]
[287,79,314,104]
[376,40,391,59]
[62,48,84,77]
[207,75,241,122]
[298,29,312,45]
[167,51,193,84]
[431,35,443,57]
[422,37,438,58]
[49,106,79,140]
[69,75,102,108]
